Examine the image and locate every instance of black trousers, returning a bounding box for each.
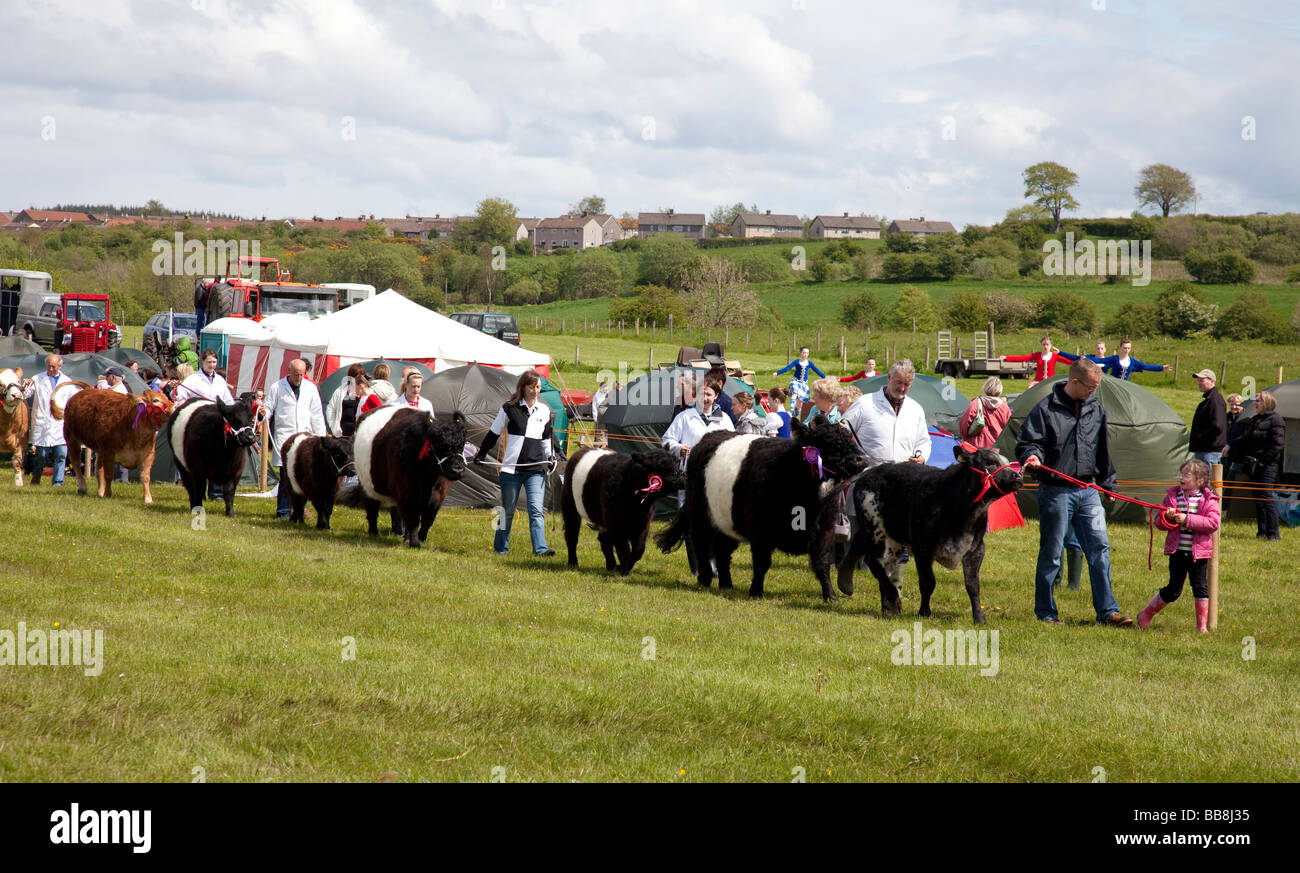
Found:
[1253,463,1280,539]
[1161,550,1208,603]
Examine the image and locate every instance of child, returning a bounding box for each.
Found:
[1137,459,1221,632]
[774,347,825,419]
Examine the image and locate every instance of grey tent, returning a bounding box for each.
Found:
[101,346,159,373]
[995,375,1189,523]
[1222,378,1299,520]
[315,359,437,414]
[425,364,563,510]
[849,373,969,433]
[0,352,149,394]
[0,336,43,358]
[601,367,759,448]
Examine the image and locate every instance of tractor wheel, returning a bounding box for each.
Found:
[143,332,160,365]
[207,283,236,325]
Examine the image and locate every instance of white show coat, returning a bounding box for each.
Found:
[179,370,235,405]
[264,376,326,464]
[840,388,931,465]
[23,371,68,447]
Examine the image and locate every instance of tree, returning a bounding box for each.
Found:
[944,292,989,331]
[144,198,167,215]
[1134,164,1196,217]
[568,194,606,216]
[636,232,701,288]
[1213,291,1292,342]
[562,249,621,299]
[454,197,517,249]
[840,289,883,330]
[609,284,688,326]
[1022,162,1079,232]
[680,257,760,328]
[1183,250,1256,284]
[709,202,756,226]
[890,284,937,331]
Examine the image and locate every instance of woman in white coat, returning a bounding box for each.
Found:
[662,381,734,576]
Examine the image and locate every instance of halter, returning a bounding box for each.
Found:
[224,421,256,444]
[636,473,664,502]
[418,439,461,476]
[969,460,1022,503]
[132,400,169,430]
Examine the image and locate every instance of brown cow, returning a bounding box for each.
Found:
[0,368,28,488]
[53,382,174,502]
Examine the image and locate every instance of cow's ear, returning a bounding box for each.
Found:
[453,410,466,425]
[216,398,228,415]
[953,444,967,463]
[790,416,808,440]
[13,368,21,379]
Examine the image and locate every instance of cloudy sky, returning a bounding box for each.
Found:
[2,0,1296,226]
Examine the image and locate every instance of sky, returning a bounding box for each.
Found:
[2,0,1297,226]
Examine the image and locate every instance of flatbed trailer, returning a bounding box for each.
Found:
[932,326,1035,379]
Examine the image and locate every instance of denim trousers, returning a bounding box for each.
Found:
[277,465,292,517]
[33,444,68,485]
[495,470,548,554]
[1035,484,1121,622]
[1193,450,1222,468]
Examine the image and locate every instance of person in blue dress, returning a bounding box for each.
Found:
[774,347,825,419]
[1061,338,1170,380]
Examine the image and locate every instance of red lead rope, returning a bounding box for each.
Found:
[1032,462,1172,570]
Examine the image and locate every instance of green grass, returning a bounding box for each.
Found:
[0,480,1296,782]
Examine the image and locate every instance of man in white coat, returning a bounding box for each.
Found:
[264,358,325,519]
[837,359,931,598]
[22,354,69,486]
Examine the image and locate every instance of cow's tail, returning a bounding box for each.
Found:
[49,380,91,420]
[335,477,368,509]
[655,508,689,554]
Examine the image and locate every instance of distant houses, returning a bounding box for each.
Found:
[732,210,803,239]
[887,218,957,236]
[809,213,881,239]
[534,213,623,251]
[637,209,706,240]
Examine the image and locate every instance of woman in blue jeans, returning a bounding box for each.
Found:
[475,370,557,556]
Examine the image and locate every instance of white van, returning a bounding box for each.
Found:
[319,283,376,309]
[0,269,53,336]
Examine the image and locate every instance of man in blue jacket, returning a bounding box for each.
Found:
[1016,358,1134,627]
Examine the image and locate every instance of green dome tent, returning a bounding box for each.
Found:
[850,373,969,433]
[601,367,759,451]
[995,375,1190,523]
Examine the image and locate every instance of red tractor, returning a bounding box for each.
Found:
[200,257,338,324]
[56,294,122,353]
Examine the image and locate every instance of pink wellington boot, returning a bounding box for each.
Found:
[1136,592,1166,629]
[1194,599,1209,634]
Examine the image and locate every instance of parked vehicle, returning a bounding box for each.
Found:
[17,291,121,352]
[933,327,1034,380]
[203,257,338,323]
[142,311,198,366]
[449,311,521,345]
[1,269,52,336]
[319,282,376,309]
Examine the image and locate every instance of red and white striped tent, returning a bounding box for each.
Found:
[217,289,550,396]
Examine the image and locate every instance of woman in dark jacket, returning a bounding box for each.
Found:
[1225,391,1286,540]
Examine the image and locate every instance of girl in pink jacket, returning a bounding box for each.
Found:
[1137,459,1221,632]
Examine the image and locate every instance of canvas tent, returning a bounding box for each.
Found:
[601,367,760,448]
[202,290,550,398]
[101,346,159,372]
[995,375,1189,523]
[0,336,43,358]
[1222,378,1299,521]
[850,373,969,434]
[0,352,148,394]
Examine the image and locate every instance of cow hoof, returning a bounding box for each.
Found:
[919,607,932,618]
[619,567,632,577]
[718,580,733,590]
[972,612,986,624]
[567,558,578,567]
[406,541,420,549]
[823,593,838,603]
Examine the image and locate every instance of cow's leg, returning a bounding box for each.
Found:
[612,536,633,576]
[99,452,113,498]
[365,500,380,537]
[561,493,582,567]
[596,531,617,571]
[811,512,840,602]
[223,473,237,516]
[963,537,986,624]
[401,500,421,548]
[749,544,773,599]
[419,479,450,543]
[140,444,155,504]
[713,535,737,590]
[914,552,937,618]
[866,556,903,616]
[690,515,714,589]
[312,497,332,530]
[290,493,306,524]
[67,438,88,496]
[177,467,199,510]
[623,518,651,575]
[389,508,404,537]
[12,445,22,488]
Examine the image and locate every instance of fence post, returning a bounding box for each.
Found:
[620,320,624,337]
[1208,462,1223,631]
[1174,353,1179,381]
[649,346,654,370]
[841,336,847,370]
[575,344,580,366]
[768,329,773,351]
[653,320,656,339]
[745,328,749,347]
[669,314,673,340]
[816,327,821,351]
[894,341,898,363]
[1220,360,1226,386]
[1279,365,1284,384]
[725,326,729,346]
[926,344,930,369]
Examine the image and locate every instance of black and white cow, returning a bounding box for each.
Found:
[282,433,354,530]
[561,447,683,575]
[841,444,1023,623]
[165,394,259,516]
[339,406,467,548]
[657,417,868,601]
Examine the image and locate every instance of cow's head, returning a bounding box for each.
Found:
[421,411,467,481]
[218,393,258,448]
[132,388,174,429]
[630,447,684,500]
[954,445,1023,503]
[0,368,23,415]
[320,435,355,476]
[791,415,869,481]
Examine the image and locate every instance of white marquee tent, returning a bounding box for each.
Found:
[210,290,550,395]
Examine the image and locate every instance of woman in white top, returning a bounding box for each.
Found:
[388,370,434,414]
[662,382,734,504]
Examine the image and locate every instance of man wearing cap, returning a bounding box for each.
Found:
[101,367,129,394]
[1189,369,1227,467]
[22,354,68,486]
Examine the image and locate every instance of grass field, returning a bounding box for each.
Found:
[1,478,1296,782]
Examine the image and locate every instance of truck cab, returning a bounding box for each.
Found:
[17,290,120,351]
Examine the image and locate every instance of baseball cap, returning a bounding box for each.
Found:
[106,367,126,378]
[1192,369,1216,380]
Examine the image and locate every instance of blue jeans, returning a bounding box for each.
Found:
[276,465,291,517]
[1035,484,1121,622]
[495,470,548,554]
[1193,450,1222,468]
[33,444,67,486]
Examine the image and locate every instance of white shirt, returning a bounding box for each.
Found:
[840,388,931,465]
[23,371,67,446]
[264,376,326,464]
[662,404,734,463]
[179,369,234,405]
[387,393,434,414]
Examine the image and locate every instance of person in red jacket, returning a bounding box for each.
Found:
[1001,336,1072,386]
[1136,459,1221,632]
